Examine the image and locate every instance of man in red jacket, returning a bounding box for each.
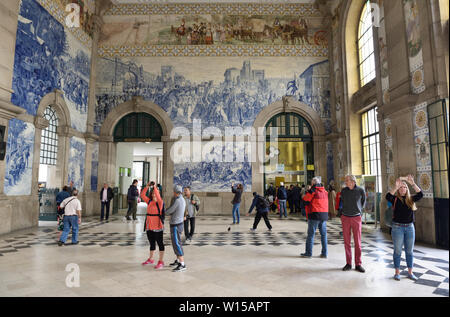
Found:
[301,176,328,258]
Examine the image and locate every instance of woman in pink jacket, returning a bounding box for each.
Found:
[140,181,165,269]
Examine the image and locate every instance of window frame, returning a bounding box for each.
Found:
[357,0,376,87]
[40,106,59,166]
[361,106,382,192]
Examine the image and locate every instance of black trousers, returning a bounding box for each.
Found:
[101,201,110,220]
[253,212,272,230]
[184,217,195,238]
[146,230,165,251]
[292,199,300,213]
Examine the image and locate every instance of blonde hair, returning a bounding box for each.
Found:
[395,181,417,211]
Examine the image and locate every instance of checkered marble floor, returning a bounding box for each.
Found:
[0,215,448,297]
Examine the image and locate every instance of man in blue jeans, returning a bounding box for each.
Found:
[58,190,82,246]
[301,177,328,258]
[277,182,288,218]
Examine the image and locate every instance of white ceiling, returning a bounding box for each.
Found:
[130,142,163,157]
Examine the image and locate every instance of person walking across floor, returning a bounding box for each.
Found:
[100,183,114,221]
[231,183,243,224]
[386,175,423,281]
[140,181,165,269]
[277,182,288,218]
[246,192,272,232]
[183,186,201,242]
[58,190,82,246]
[338,175,366,273]
[166,185,187,272]
[56,186,70,240]
[126,179,139,221]
[301,177,328,258]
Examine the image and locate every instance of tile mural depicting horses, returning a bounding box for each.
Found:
[4,119,35,196]
[99,14,328,46]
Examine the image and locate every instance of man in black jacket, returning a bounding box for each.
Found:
[100,183,114,221]
[291,184,301,214]
[126,179,139,221]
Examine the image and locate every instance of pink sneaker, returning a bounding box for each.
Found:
[142,258,154,266]
[154,261,164,269]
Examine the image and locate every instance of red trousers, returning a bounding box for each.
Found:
[341,215,362,266]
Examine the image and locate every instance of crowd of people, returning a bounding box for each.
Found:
[54,173,423,280]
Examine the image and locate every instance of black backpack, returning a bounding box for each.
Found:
[156,201,165,224]
[257,195,270,210]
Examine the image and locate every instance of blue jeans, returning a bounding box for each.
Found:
[232,203,240,224]
[305,219,327,256]
[279,200,287,218]
[60,215,79,244]
[391,222,415,269]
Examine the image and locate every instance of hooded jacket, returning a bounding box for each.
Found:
[302,185,329,221]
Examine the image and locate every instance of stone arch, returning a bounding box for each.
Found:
[32,89,72,196]
[98,96,174,199]
[251,97,327,194]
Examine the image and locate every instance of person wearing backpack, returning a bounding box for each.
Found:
[140,181,165,269]
[301,176,328,258]
[183,186,200,242]
[386,175,423,281]
[246,192,272,232]
[126,179,139,221]
[57,190,82,246]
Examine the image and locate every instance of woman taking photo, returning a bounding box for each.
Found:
[386,174,423,281]
[140,181,165,269]
[231,183,243,224]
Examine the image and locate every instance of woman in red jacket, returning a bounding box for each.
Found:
[140,181,165,269]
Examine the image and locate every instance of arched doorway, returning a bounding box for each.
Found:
[264,112,314,190]
[98,96,174,210]
[251,97,326,195]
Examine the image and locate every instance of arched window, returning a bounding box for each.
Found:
[40,106,58,165]
[358,1,376,86]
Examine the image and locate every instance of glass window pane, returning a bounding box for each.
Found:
[430,119,437,144]
[434,172,442,198]
[428,101,443,118]
[441,171,449,198]
[439,143,447,170]
[432,144,440,169]
[436,116,446,143]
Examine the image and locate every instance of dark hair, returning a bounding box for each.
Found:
[253,192,257,196]
[132,179,138,185]
[150,181,155,186]
[63,186,69,192]
[184,186,191,190]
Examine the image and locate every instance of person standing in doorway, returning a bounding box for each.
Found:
[301,177,328,258]
[265,183,276,213]
[291,183,301,214]
[277,182,288,218]
[183,186,201,242]
[166,185,187,272]
[231,183,243,224]
[100,183,114,221]
[246,192,272,232]
[58,190,82,246]
[56,186,70,240]
[140,181,165,269]
[338,175,366,273]
[126,179,139,221]
[386,175,423,281]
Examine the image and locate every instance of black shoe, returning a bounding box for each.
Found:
[169,259,180,267]
[126,217,131,221]
[172,263,186,272]
[320,254,327,259]
[355,265,365,273]
[57,241,64,246]
[300,253,312,258]
[342,264,352,271]
[72,241,79,245]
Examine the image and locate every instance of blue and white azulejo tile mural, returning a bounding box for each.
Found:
[95,56,331,191]
[4,119,35,196]
[91,142,99,192]
[68,137,86,193]
[11,0,91,133]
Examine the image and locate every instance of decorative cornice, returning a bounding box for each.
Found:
[350,79,377,114]
[34,116,50,130]
[377,94,420,118]
[98,44,329,57]
[0,99,26,121]
[105,2,322,16]
[84,132,99,143]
